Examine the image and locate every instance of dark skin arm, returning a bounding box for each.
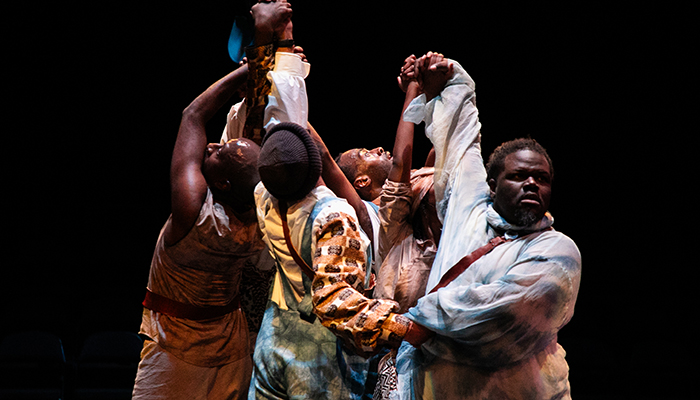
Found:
[307,123,375,248]
[388,55,421,184]
[416,51,454,102]
[165,65,250,246]
[424,147,436,167]
[165,1,293,245]
[251,0,292,46]
[399,52,455,346]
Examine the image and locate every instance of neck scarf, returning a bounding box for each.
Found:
[486,203,554,239]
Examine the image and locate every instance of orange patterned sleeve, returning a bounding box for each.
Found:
[311,210,411,356]
[243,43,275,145]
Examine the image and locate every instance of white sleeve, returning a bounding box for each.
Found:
[220,101,246,144]
[403,60,482,223]
[263,52,311,130]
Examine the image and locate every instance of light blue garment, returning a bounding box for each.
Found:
[250,187,369,400]
[397,61,581,400]
[249,299,366,400]
[249,42,372,400]
[363,200,382,286]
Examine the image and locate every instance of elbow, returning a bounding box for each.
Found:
[180,100,210,127]
[181,101,201,121]
[391,158,404,172]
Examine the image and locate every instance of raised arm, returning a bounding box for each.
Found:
[251,0,292,47]
[310,205,410,357]
[416,51,454,102]
[307,123,374,248]
[166,2,293,245]
[165,65,249,245]
[242,0,293,144]
[387,55,421,184]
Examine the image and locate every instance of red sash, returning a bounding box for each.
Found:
[429,236,510,294]
[142,289,240,321]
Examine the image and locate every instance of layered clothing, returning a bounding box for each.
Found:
[375,168,438,313]
[395,61,582,400]
[134,189,269,400]
[249,49,409,400]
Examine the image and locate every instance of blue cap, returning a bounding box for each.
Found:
[228,15,254,63]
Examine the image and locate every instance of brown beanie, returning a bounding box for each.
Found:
[257,122,322,202]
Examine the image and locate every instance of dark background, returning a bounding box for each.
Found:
[4,2,693,398]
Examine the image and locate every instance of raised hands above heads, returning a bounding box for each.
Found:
[250,0,293,45]
[416,51,454,101]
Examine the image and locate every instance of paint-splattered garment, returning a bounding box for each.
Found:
[395,60,582,400]
[248,47,410,400]
[250,185,410,400]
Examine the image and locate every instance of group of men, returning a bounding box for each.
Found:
[133,1,582,400]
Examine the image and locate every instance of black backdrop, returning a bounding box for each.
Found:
[4,2,693,398]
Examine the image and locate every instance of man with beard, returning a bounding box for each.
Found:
[392,52,582,400]
[486,138,554,229]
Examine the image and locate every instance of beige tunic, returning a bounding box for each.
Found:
[375,167,438,313]
[140,189,267,367]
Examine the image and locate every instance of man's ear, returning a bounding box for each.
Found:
[487,178,497,198]
[214,180,231,192]
[353,174,371,189]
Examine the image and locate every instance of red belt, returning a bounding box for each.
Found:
[142,289,240,321]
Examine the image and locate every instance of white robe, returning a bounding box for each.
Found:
[397,60,582,400]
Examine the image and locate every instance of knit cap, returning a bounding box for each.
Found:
[258,122,322,201]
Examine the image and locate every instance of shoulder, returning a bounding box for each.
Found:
[525,229,579,253]
[313,189,355,223]
[254,181,276,230]
[537,230,580,256]
[522,229,581,274]
[254,181,278,214]
[254,181,268,201]
[310,189,365,236]
[410,167,435,180]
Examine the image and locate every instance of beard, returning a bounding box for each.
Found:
[512,207,541,227]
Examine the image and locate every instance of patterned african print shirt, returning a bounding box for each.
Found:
[255,184,411,356]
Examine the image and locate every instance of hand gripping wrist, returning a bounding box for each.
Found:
[404,320,435,347]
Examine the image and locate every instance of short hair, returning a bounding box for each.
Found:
[335,151,358,182]
[485,138,554,182]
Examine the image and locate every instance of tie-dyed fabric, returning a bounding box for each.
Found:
[249,287,367,400]
[396,61,582,400]
[250,186,366,400]
[251,185,411,399]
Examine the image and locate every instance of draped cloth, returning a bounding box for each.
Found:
[396,60,582,400]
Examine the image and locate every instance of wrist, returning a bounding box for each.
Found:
[406,81,421,96]
[275,39,294,51]
[253,26,275,47]
[404,320,434,347]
